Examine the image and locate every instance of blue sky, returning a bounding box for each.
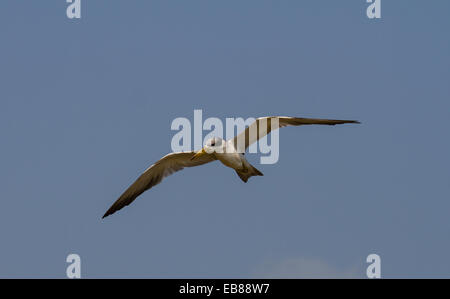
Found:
[0,0,449,278]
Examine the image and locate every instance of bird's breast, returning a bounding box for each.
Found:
[215,152,245,171]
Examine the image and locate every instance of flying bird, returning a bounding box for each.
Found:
[103,116,359,218]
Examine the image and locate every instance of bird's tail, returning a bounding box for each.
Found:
[235,164,263,183]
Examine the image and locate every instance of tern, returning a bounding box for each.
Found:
[103,116,359,218]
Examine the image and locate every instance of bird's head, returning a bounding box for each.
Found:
[191,137,225,160]
[205,137,224,151]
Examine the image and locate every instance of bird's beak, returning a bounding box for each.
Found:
[191,148,206,160]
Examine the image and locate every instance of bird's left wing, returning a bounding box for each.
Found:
[103,152,216,218]
[231,116,360,152]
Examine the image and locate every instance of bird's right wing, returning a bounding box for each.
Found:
[232,116,360,152]
[103,152,216,218]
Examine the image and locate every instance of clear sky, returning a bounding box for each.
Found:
[1,0,449,278]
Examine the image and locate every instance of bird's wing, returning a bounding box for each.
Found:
[231,116,360,151]
[103,152,216,218]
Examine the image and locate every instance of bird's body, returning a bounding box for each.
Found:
[213,140,264,182]
[209,138,253,171]
[212,139,244,170]
[216,151,245,170]
[102,116,359,218]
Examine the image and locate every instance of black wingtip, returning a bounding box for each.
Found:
[102,210,112,219]
[329,120,360,126]
[340,120,360,125]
